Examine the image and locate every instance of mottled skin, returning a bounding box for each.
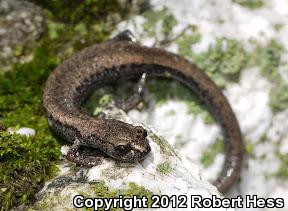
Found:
[43,32,244,193]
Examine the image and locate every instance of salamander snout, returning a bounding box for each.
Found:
[103,120,151,162]
[134,126,147,140]
[116,125,150,162]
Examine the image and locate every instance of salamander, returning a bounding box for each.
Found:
[43,31,244,193]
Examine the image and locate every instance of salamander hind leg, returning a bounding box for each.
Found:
[66,139,102,167]
[112,73,147,112]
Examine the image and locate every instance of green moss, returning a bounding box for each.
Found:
[84,88,112,115]
[0,46,62,210]
[232,0,264,9]
[13,45,25,57]
[0,1,134,209]
[27,0,132,25]
[123,182,153,201]
[89,181,118,200]
[46,20,65,40]
[0,132,60,210]
[200,138,224,167]
[92,94,113,115]
[99,95,113,106]
[28,0,133,58]
[157,162,172,174]
[83,181,153,210]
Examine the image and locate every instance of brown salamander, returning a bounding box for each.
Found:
[43,31,244,193]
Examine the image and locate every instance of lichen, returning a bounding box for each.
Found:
[31,190,67,210]
[149,133,177,156]
[250,40,283,82]
[192,38,248,87]
[249,40,287,112]
[245,141,255,155]
[141,7,249,91]
[273,23,284,32]
[276,153,288,179]
[192,38,286,114]
[232,0,264,9]
[100,166,132,181]
[142,7,177,39]
[156,162,172,174]
[147,79,214,124]
[176,26,202,58]
[269,83,288,112]
[131,9,251,121]
[200,138,224,167]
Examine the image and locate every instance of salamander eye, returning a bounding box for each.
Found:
[115,144,130,154]
[135,126,147,140]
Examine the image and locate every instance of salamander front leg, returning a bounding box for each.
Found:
[66,139,102,167]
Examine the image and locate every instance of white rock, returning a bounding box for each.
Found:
[225,68,272,143]
[34,106,230,211]
[8,127,36,136]
[269,186,288,210]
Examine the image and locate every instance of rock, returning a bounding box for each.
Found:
[15,127,36,136]
[7,127,36,136]
[0,0,45,72]
[31,105,231,210]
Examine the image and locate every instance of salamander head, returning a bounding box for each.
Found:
[102,119,151,162]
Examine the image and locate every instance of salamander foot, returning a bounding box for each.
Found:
[112,73,147,112]
[66,139,102,167]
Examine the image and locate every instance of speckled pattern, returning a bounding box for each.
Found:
[43,39,244,193]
